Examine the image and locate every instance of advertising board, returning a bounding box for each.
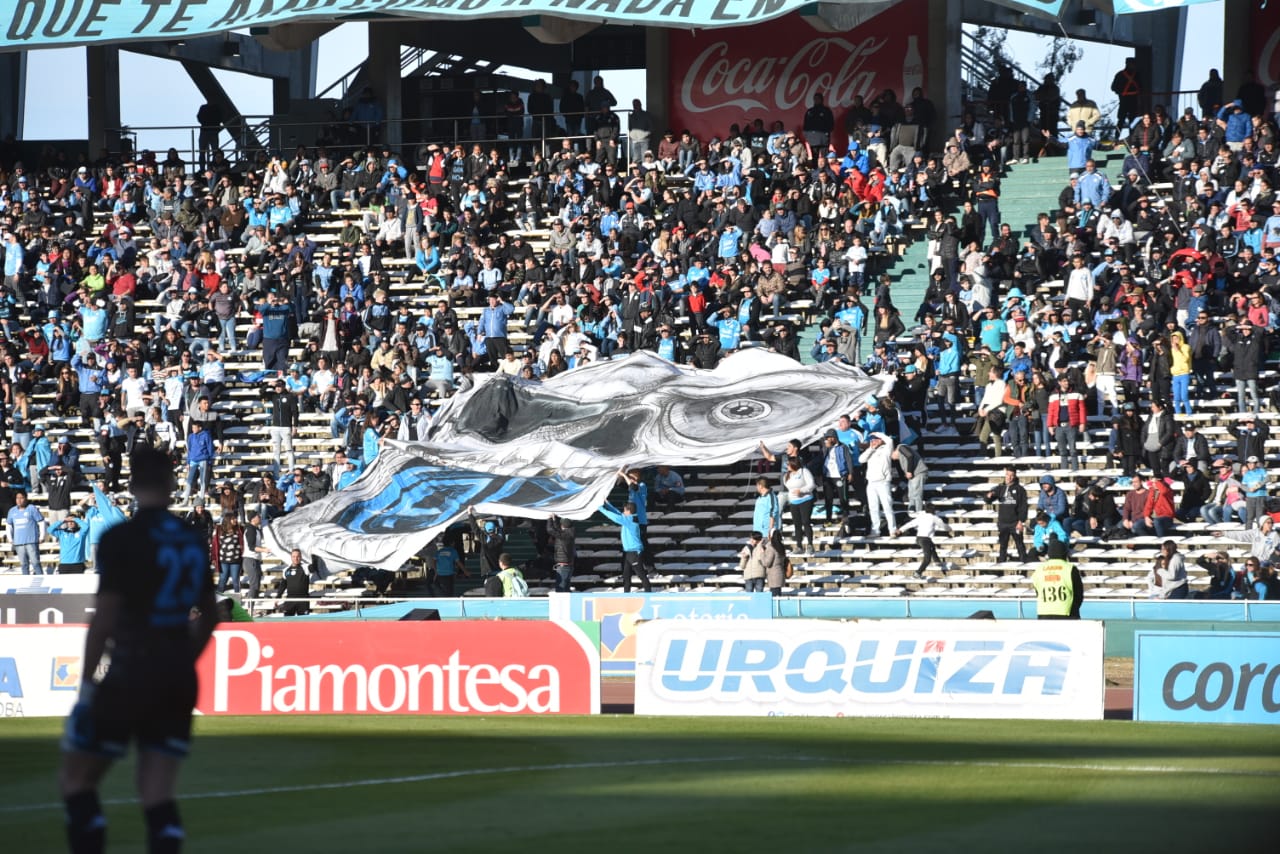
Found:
[0,574,99,595]
[0,626,93,718]
[0,622,600,717]
[549,592,773,675]
[635,619,1105,719]
[667,1,928,144]
[1134,631,1280,725]
[0,594,96,625]
[195,621,600,715]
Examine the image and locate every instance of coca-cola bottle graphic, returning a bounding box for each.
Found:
[902,35,924,99]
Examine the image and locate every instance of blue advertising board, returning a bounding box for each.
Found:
[1134,631,1280,725]
[549,592,773,675]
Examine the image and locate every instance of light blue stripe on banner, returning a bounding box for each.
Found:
[1112,0,1217,15]
[984,1,1066,20]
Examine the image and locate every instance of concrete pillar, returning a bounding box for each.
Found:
[367,24,403,148]
[644,27,670,132]
[1223,0,1251,101]
[85,46,122,159]
[0,53,25,142]
[927,0,961,148]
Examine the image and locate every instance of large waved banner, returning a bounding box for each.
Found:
[270,350,883,569]
[5,0,831,49]
[635,619,1105,719]
[668,0,927,144]
[1134,631,1280,726]
[1111,0,1217,14]
[0,626,93,719]
[197,622,600,715]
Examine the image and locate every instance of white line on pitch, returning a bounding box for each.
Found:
[5,753,1277,813]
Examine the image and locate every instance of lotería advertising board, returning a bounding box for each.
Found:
[549,591,773,675]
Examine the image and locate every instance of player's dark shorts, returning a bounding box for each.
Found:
[63,656,198,759]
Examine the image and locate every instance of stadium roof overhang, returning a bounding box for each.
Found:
[1,0,1204,52]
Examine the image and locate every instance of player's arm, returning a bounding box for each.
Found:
[190,586,218,657]
[81,591,124,687]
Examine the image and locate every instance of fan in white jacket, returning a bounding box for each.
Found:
[859,432,896,536]
[1096,210,1135,247]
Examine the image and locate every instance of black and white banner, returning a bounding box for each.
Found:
[270,350,884,569]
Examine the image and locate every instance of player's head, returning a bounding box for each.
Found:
[129,446,176,505]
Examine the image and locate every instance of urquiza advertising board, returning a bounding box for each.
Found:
[636,619,1105,719]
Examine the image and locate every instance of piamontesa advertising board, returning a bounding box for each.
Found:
[196,622,600,715]
[635,620,1105,719]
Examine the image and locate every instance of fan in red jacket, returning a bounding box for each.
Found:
[1141,476,1177,537]
[1046,375,1087,471]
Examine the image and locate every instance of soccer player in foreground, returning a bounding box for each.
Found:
[58,446,218,853]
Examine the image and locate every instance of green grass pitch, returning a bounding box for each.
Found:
[1,715,1276,853]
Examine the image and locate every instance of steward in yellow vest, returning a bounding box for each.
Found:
[1032,548,1083,619]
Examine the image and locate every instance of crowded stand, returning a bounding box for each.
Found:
[0,66,1278,609]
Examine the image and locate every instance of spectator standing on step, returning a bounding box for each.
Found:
[738,530,786,594]
[985,465,1029,563]
[1047,374,1085,472]
[598,501,652,593]
[895,504,950,577]
[1241,456,1270,530]
[783,457,816,554]
[859,432,895,538]
[6,490,45,575]
[255,291,294,374]
[973,160,1001,244]
[892,441,928,514]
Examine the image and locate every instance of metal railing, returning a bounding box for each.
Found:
[109,109,640,170]
[959,31,1071,128]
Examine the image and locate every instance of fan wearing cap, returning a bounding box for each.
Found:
[1202,458,1246,525]
[468,507,507,577]
[50,511,92,574]
[1231,412,1270,466]
[19,424,52,496]
[1240,455,1270,529]
[1223,319,1264,413]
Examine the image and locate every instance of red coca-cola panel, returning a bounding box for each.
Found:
[667,1,928,143]
[1251,1,1280,92]
[195,622,600,715]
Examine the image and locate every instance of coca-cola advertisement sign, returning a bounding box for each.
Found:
[195,622,600,716]
[668,1,927,142]
[1251,1,1280,92]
